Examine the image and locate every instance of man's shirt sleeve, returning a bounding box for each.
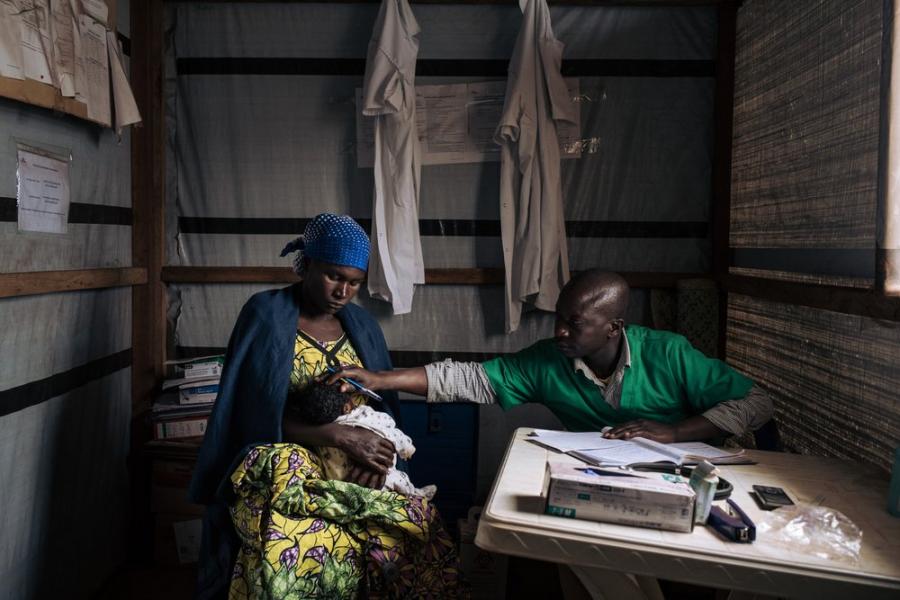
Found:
[667,335,754,413]
[481,344,545,410]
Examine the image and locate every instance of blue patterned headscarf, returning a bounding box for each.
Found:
[280,213,370,274]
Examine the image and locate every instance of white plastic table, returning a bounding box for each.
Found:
[475,428,900,599]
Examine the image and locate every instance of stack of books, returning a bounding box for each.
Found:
[152,355,224,441]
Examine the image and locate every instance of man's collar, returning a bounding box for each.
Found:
[573,330,631,382]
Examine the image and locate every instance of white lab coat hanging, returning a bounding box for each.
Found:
[495,0,577,332]
[362,0,425,315]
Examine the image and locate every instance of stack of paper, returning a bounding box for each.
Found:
[152,355,224,441]
[528,429,751,466]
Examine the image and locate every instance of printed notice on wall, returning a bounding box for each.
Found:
[16,149,71,234]
[357,79,582,168]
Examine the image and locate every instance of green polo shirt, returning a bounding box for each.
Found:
[481,324,753,432]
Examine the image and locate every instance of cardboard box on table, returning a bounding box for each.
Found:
[543,462,696,533]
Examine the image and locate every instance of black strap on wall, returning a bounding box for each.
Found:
[178,217,708,239]
[0,197,133,226]
[730,248,875,279]
[178,57,715,78]
[0,349,133,418]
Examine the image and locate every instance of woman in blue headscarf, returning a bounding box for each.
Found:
[189,214,462,599]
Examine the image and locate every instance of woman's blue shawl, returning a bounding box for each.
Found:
[188,284,399,599]
[189,283,400,505]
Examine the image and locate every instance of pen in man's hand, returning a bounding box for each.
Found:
[325,366,383,402]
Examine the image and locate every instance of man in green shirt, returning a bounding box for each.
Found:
[333,270,772,442]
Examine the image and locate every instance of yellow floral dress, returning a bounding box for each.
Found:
[228,332,465,599]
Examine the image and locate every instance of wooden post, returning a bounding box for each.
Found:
[878,0,899,295]
[712,0,738,357]
[130,0,166,563]
[131,0,166,415]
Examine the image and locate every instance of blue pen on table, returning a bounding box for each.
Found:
[325,366,384,402]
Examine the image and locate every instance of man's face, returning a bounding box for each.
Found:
[553,291,621,359]
[303,260,366,314]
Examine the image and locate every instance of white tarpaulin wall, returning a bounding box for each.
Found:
[166,2,717,359]
[0,4,133,598]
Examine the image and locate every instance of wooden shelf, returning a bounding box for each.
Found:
[167,1,728,5]
[0,267,147,299]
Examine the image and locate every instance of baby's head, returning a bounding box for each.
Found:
[286,380,353,425]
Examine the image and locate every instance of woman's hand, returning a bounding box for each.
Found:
[334,425,395,474]
[346,463,387,489]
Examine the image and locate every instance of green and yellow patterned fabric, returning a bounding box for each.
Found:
[289,331,367,409]
[228,444,463,599]
[228,332,464,599]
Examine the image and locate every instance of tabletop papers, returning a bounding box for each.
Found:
[528,428,751,466]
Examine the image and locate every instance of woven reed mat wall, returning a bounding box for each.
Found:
[727,294,900,474]
[730,0,882,283]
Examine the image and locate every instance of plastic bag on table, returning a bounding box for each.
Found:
[756,504,862,565]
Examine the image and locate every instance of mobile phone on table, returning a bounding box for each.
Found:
[751,485,794,510]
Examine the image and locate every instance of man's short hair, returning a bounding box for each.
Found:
[286,380,349,425]
[562,270,629,319]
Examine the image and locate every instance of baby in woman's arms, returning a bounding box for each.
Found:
[287,381,436,499]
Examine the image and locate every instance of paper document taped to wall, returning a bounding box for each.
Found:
[50,0,77,96]
[356,79,582,167]
[16,148,71,234]
[0,0,24,79]
[106,30,141,133]
[77,13,109,124]
[19,0,53,84]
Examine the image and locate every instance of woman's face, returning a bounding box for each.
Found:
[302,259,366,314]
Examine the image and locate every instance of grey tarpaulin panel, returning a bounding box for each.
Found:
[172,4,715,61]
[165,1,717,279]
[0,98,132,272]
[170,283,652,356]
[0,0,133,595]
[730,0,881,282]
[169,74,713,271]
[727,294,900,474]
[0,288,131,390]
[0,371,131,599]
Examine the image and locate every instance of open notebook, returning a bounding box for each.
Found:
[527,428,753,466]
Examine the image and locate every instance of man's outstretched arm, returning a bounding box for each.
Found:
[330,361,496,403]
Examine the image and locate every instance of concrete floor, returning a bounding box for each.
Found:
[94,565,196,600]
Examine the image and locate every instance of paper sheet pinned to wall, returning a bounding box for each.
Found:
[79,0,107,26]
[50,0,77,96]
[357,79,581,167]
[0,0,24,79]
[19,0,53,84]
[76,12,109,124]
[106,30,141,134]
[16,148,71,234]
